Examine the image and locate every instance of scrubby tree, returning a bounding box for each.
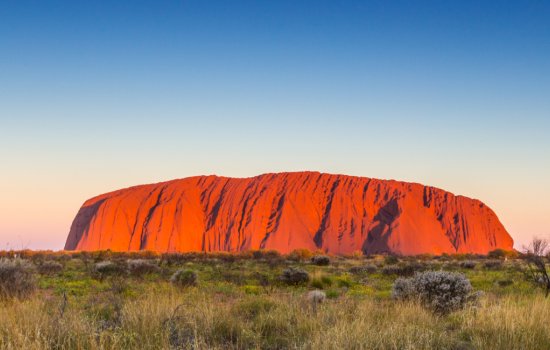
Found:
[523,238,550,297]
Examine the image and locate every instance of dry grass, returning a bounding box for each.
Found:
[0,250,547,349]
[458,295,550,349]
[1,290,550,349]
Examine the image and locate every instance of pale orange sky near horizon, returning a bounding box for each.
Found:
[1,155,549,251]
[1,1,549,251]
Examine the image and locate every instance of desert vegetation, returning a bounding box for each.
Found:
[0,248,549,349]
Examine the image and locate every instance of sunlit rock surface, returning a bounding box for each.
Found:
[65,172,513,255]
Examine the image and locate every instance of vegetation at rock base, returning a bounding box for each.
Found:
[0,248,549,349]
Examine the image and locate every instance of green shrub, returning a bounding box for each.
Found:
[310,278,324,289]
[325,289,340,299]
[127,259,159,277]
[321,275,333,286]
[381,265,401,275]
[349,264,377,274]
[85,291,123,329]
[484,260,503,270]
[233,297,277,320]
[280,267,310,285]
[310,275,333,289]
[220,270,246,285]
[252,272,271,288]
[488,249,517,259]
[384,255,399,265]
[459,261,477,269]
[311,255,330,266]
[170,269,198,287]
[382,262,425,276]
[161,253,188,266]
[286,249,314,262]
[243,285,261,295]
[252,250,282,261]
[497,279,514,287]
[336,277,353,288]
[92,260,125,280]
[37,260,64,275]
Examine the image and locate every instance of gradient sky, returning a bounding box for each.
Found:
[1,0,549,250]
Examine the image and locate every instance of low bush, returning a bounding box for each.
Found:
[391,276,416,300]
[459,261,477,269]
[220,270,246,285]
[488,249,518,259]
[286,249,314,262]
[214,252,237,263]
[306,290,326,313]
[171,269,198,288]
[85,291,123,330]
[348,266,363,274]
[243,285,261,295]
[384,255,399,265]
[336,276,353,288]
[484,260,503,270]
[251,250,282,261]
[382,265,402,275]
[306,290,326,303]
[497,279,514,287]
[349,264,377,274]
[37,260,64,275]
[233,297,277,320]
[161,253,189,266]
[0,258,36,300]
[127,259,159,277]
[92,260,125,280]
[392,271,474,314]
[280,267,310,285]
[311,255,330,266]
[310,274,333,289]
[252,272,271,288]
[325,289,340,299]
[382,262,425,276]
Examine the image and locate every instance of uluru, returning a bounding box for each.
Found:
[64,172,513,255]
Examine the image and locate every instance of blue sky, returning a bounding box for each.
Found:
[0,0,549,249]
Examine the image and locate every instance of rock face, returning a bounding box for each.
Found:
[65,172,513,255]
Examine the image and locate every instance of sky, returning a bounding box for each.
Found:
[0,0,549,250]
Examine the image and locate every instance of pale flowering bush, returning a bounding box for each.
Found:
[307,290,326,314]
[392,271,474,314]
[307,290,326,304]
[127,259,159,277]
[391,276,416,299]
